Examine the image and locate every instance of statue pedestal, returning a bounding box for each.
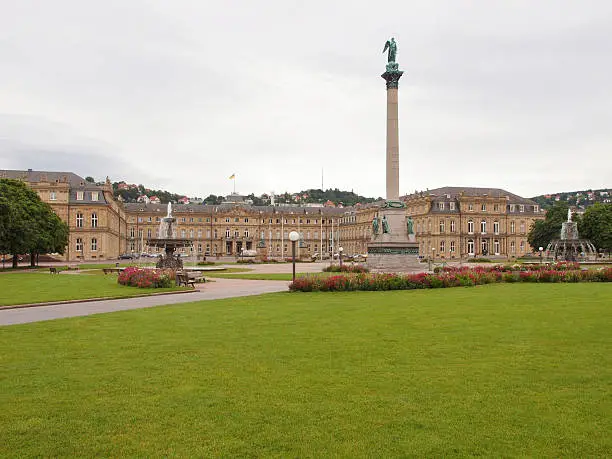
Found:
[367,207,419,272]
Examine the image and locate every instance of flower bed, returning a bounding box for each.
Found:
[118,267,173,288]
[289,265,612,292]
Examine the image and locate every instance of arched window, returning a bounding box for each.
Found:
[467,239,475,255]
[480,220,487,233]
[494,239,500,255]
[493,221,499,234]
[467,220,474,234]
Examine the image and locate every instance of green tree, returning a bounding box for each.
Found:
[85,176,95,183]
[0,179,69,268]
[527,202,569,251]
[577,203,612,253]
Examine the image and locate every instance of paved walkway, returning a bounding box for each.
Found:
[0,277,290,327]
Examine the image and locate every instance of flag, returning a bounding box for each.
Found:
[229,173,235,179]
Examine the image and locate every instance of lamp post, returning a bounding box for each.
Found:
[539,246,543,265]
[339,246,344,268]
[289,231,300,283]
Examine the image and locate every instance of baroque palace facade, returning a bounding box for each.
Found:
[2,170,543,261]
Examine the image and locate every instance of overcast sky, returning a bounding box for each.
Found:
[1,0,611,199]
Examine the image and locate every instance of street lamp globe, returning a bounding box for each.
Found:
[289,231,300,242]
[338,246,343,253]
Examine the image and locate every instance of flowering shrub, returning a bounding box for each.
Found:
[288,266,612,292]
[118,267,173,288]
[323,265,369,273]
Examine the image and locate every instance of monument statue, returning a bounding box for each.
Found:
[382,215,390,234]
[567,208,572,222]
[167,202,172,218]
[383,37,397,63]
[372,216,380,235]
[407,216,414,235]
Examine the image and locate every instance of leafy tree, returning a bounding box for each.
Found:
[0,179,69,268]
[577,203,612,252]
[85,176,95,183]
[528,202,569,251]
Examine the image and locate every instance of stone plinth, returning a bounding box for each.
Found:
[367,206,419,272]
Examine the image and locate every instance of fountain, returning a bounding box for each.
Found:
[146,203,193,270]
[545,208,597,262]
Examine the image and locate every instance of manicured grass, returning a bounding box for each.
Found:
[0,273,185,306]
[1,284,611,456]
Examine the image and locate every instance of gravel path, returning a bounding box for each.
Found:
[0,277,290,326]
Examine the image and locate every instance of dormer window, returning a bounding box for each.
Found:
[519,205,525,212]
[91,191,99,201]
[76,191,84,201]
[437,202,445,210]
[449,202,455,210]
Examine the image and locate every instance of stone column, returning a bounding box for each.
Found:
[382,69,403,201]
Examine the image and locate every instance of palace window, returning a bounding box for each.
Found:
[481,240,488,255]
[50,191,56,201]
[189,217,194,223]
[493,221,500,234]
[206,217,210,222]
[226,229,231,238]
[467,239,475,255]
[91,213,98,228]
[244,230,249,237]
[181,217,186,222]
[481,203,486,212]
[520,240,526,252]
[468,203,474,211]
[494,239,500,255]
[467,220,474,234]
[276,230,281,239]
[206,229,210,238]
[440,240,445,252]
[520,221,526,233]
[510,204,516,212]
[226,218,230,223]
[197,230,202,238]
[214,229,218,238]
[437,202,445,210]
[76,191,84,201]
[234,230,239,238]
[91,238,97,251]
[181,230,186,238]
[439,220,445,232]
[147,229,152,238]
[189,229,194,238]
[234,217,239,222]
[519,205,525,212]
[480,220,486,234]
[76,213,83,228]
[450,240,455,253]
[493,204,499,212]
[205,244,210,255]
[91,191,99,201]
[198,244,202,253]
[450,220,456,232]
[510,241,516,253]
[130,227,135,238]
[244,217,249,222]
[76,238,83,252]
[533,205,539,213]
[449,202,456,211]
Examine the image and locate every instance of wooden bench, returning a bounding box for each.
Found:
[176,272,197,289]
[49,267,58,274]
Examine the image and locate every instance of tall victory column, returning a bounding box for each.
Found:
[367,38,419,272]
[382,37,403,201]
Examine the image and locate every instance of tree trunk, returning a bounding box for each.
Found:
[12,255,18,269]
[30,252,37,267]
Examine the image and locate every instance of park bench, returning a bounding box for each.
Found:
[49,267,58,274]
[176,272,197,289]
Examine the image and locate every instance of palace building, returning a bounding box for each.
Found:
[1,170,544,262]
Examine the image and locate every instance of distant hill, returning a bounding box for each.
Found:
[531,188,611,210]
[112,181,379,207]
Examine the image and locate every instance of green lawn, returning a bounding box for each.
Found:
[0,273,185,306]
[1,284,611,456]
[206,271,321,280]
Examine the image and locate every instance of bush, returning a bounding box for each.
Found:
[197,261,217,266]
[118,267,172,288]
[323,265,369,273]
[467,258,493,263]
